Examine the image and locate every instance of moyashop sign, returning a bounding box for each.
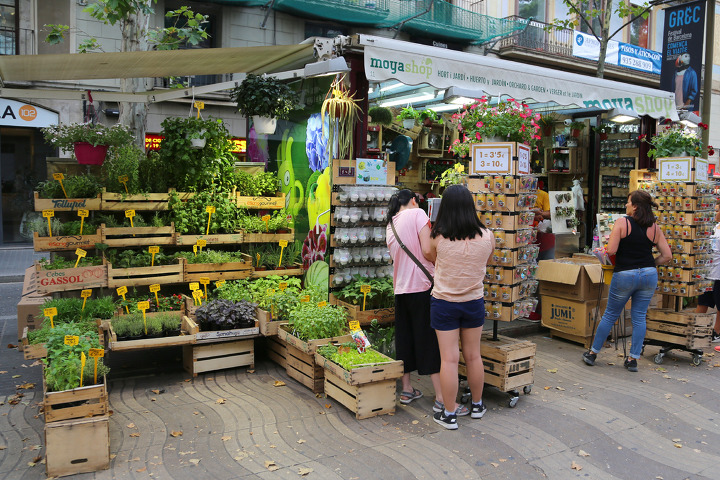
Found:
[0,99,58,127]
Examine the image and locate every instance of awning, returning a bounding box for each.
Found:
[359,35,678,121]
[0,43,314,82]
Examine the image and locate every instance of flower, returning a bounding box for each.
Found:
[644,123,706,159]
[41,122,134,152]
[302,224,327,269]
[447,99,541,158]
[439,162,468,187]
[305,113,329,172]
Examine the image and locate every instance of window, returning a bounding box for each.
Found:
[628,5,649,49]
[517,0,546,22]
[0,0,17,56]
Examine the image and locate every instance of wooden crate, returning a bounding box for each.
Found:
[329,294,395,326]
[184,315,259,341]
[314,350,403,386]
[100,189,193,210]
[183,338,255,377]
[107,314,198,351]
[276,325,352,355]
[182,254,253,282]
[236,192,285,209]
[459,334,535,393]
[35,262,108,295]
[251,262,303,278]
[34,191,101,211]
[33,229,102,252]
[45,415,110,478]
[242,231,294,244]
[286,343,324,393]
[106,259,183,288]
[258,308,282,336]
[43,373,108,423]
[101,223,176,247]
[23,327,104,360]
[323,371,397,419]
[645,309,713,349]
[175,232,244,246]
[548,329,593,349]
[645,329,710,349]
[266,335,287,368]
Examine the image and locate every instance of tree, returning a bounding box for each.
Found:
[547,0,668,79]
[45,1,209,146]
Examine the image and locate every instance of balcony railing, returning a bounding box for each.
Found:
[0,27,35,56]
[497,16,573,57]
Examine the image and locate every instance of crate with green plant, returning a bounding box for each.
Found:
[31,216,102,252]
[256,285,325,336]
[101,212,176,247]
[35,256,108,294]
[107,311,196,351]
[330,276,395,325]
[187,298,259,340]
[236,171,284,209]
[34,173,103,211]
[104,247,184,288]
[176,249,253,282]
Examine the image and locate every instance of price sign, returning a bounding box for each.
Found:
[470,144,512,175]
[517,144,531,175]
[78,209,89,235]
[64,335,79,346]
[193,244,198,255]
[137,301,150,311]
[658,158,691,182]
[199,277,210,285]
[116,286,129,313]
[266,288,275,295]
[192,289,204,306]
[148,245,160,266]
[278,282,288,291]
[189,282,199,291]
[125,209,136,231]
[277,239,289,267]
[118,174,129,193]
[53,173,68,198]
[205,206,216,214]
[81,288,92,311]
[279,240,288,247]
[149,283,161,307]
[317,301,327,308]
[205,206,215,235]
[80,352,86,387]
[196,239,207,247]
[89,348,104,358]
[215,279,225,289]
[262,215,271,232]
[300,295,310,303]
[44,306,57,328]
[194,101,205,110]
[348,320,361,332]
[43,210,54,236]
[74,248,87,268]
[360,284,371,311]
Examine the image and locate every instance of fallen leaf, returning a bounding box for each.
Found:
[136,467,147,472]
[664,394,672,400]
[216,398,226,404]
[672,438,681,442]
[130,433,140,437]
[499,458,507,462]
[265,460,279,471]
[325,404,332,409]
[556,387,565,391]
[247,370,255,374]
[193,411,200,415]
[571,461,583,471]
[547,368,558,373]
[151,389,161,394]
[0,371,6,374]
[171,431,183,437]
[179,451,196,456]
[490,462,499,467]
[127,423,136,429]
[543,386,551,390]
[411,420,419,425]
[270,445,276,448]
[297,439,306,444]
[27,461,36,467]
[273,381,286,387]
[298,467,313,476]
[578,450,590,457]
[17,383,35,390]
[221,436,231,442]
[12,375,20,378]
[674,443,682,448]
[29,361,41,367]
[7,343,17,349]
[607,362,615,366]
[0,446,6,450]
[579,407,586,410]
[189,459,200,465]
[32,455,42,463]
[151,397,156,401]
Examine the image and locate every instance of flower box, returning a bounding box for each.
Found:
[101,223,177,247]
[34,191,102,212]
[35,262,108,295]
[236,192,286,209]
[175,232,245,246]
[106,258,184,288]
[100,189,194,211]
[33,228,102,252]
[107,313,198,352]
[184,315,260,341]
[42,371,108,423]
[22,326,104,360]
[329,294,394,326]
[181,254,253,282]
[183,337,255,377]
[44,415,110,478]
[315,350,403,419]
[242,230,294,244]
[251,262,303,278]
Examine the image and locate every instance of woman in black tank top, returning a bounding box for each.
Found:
[583,191,672,372]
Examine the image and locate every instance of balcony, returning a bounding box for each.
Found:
[496,16,659,86]
[0,27,35,56]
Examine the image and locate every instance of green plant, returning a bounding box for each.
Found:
[281,240,302,267]
[288,302,348,341]
[138,151,169,192]
[368,106,393,126]
[267,209,290,232]
[396,106,419,123]
[104,248,174,268]
[175,249,248,265]
[568,121,586,131]
[161,314,182,334]
[195,299,256,330]
[439,162,468,188]
[230,73,299,119]
[254,171,279,196]
[61,219,98,236]
[317,344,391,370]
[170,188,240,234]
[102,143,144,194]
[366,319,395,359]
[43,323,106,392]
[537,112,559,128]
[146,316,163,336]
[321,75,363,161]
[41,122,134,151]
[24,215,63,237]
[246,244,268,269]
[37,255,102,270]
[593,124,611,134]
[644,122,708,159]
[37,173,103,199]
[336,276,394,310]
[418,109,443,125]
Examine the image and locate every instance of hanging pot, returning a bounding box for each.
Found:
[571,129,581,138]
[402,119,416,129]
[189,138,206,149]
[422,117,434,127]
[542,125,553,137]
[74,142,109,165]
[252,115,277,135]
[599,132,608,141]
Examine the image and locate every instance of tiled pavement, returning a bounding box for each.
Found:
[0,245,47,283]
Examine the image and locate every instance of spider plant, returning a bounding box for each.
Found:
[321,75,363,162]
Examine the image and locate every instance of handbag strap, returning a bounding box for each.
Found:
[390,218,434,287]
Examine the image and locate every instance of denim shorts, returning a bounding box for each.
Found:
[430,297,485,331]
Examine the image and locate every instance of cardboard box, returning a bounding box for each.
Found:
[17,295,49,350]
[541,295,607,337]
[536,258,605,302]
[21,266,38,297]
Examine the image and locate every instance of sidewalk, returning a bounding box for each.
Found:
[0,245,47,283]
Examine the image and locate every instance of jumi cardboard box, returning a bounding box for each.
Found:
[541,296,608,337]
[17,267,49,349]
[536,258,606,302]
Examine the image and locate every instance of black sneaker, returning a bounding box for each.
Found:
[470,402,487,419]
[433,410,458,430]
[582,351,596,366]
[624,358,638,372]
[712,331,720,343]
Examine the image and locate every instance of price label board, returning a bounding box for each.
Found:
[78,209,89,218]
[189,282,200,291]
[137,301,150,311]
[300,295,310,303]
[278,282,288,291]
[349,320,361,332]
[517,144,531,175]
[279,240,288,247]
[215,280,225,289]
[75,248,87,258]
[118,175,129,183]
[658,157,692,182]
[360,285,371,293]
[317,301,327,308]
[116,286,128,296]
[196,239,207,247]
[199,277,210,285]
[44,307,57,317]
[52,173,65,181]
[125,209,136,218]
[192,289,203,299]
[470,143,514,175]
[149,284,161,293]
[64,335,79,346]
[88,348,105,358]
[42,209,54,218]
[206,206,216,214]
[81,289,92,298]
[148,246,160,254]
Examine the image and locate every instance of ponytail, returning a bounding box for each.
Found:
[386,189,416,224]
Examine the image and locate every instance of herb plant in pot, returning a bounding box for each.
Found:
[538,112,558,137]
[594,124,611,141]
[183,117,208,149]
[195,299,257,331]
[231,73,299,135]
[396,106,419,129]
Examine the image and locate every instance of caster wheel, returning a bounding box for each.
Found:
[523,385,532,395]
[508,396,519,408]
[654,353,664,364]
[460,393,471,404]
[692,355,702,366]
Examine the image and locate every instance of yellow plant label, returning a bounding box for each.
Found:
[75,248,87,258]
[348,320,361,332]
[148,246,160,254]
[206,206,216,214]
[77,209,89,218]
[149,284,161,293]
[116,286,128,296]
[88,348,105,358]
[81,351,86,368]
[279,240,288,247]
[52,173,65,181]
[43,307,57,317]
[42,209,54,218]
[192,289,203,299]
[199,277,210,285]
[118,175,129,183]
[63,335,79,346]
[193,245,198,253]
[215,280,225,289]
[266,288,275,295]
[317,301,327,308]
[189,282,200,291]
[360,285,372,293]
[261,215,271,222]
[196,239,207,247]
[300,295,310,303]
[278,282,288,291]
[137,301,150,311]
[125,209,135,218]
[81,289,92,298]
[194,101,205,110]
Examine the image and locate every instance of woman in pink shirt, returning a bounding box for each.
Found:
[386,189,445,410]
[424,185,494,430]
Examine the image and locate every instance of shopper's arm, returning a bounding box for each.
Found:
[653,224,672,265]
[420,224,436,263]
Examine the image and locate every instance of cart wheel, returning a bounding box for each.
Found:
[692,354,702,366]
[523,385,532,395]
[654,353,664,364]
[508,396,519,408]
[460,392,471,404]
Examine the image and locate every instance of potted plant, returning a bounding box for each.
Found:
[569,120,586,138]
[418,109,443,127]
[368,106,393,126]
[41,122,134,165]
[183,117,208,149]
[593,124,612,141]
[195,298,257,331]
[321,75,363,161]
[538,112,558,137]
[643,122,708,159]
[396,106,419,129]
[230,73,299,135]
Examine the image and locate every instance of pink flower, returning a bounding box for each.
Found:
[475,132,482,141]
[520,124,526,132]
[533,113,541,122]
[480,96,488,103]
[476,121,484,128]
[533,134,541,140]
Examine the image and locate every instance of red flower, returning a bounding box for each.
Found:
[638,134,646,141]
[698,122,708,129]
[475,132,482,141]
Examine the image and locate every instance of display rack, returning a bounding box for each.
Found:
[599,126,639,212]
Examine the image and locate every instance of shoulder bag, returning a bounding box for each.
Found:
[389,218,434,288]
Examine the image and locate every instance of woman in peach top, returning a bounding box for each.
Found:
[424,185,495,430]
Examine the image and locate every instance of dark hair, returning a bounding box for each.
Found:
[629,190,657,229]
[386,189,416,224]
[431,185,485,240]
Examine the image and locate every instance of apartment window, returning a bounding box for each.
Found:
[517,0,546,22]
[0,0,17,55]
[628,5,649,49]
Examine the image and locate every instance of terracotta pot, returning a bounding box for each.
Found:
[74,142,108,165]
[599,132,608,141]
[422,117,433,127]
[542,126,553,137]
[571,129,581,138]
[255,266,267,271]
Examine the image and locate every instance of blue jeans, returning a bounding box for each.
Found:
[590,267,658,359]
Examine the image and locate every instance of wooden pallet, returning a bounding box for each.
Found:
[183,338,255,377]
[33,229,102,252]
[101,223,176,247]
[236,192,285,209]
[182,255,253,282]
[329,294,395,326]
[100,190,193,211]
[43,373,108,423]
[266,335,287,369]
[35,262,108,295]
[548,330,593,349]
[323,371,397,419]
[34,191,102,211]
[106,259,183,288]
[107,314,198,351]
[286,343,324,393]
[45,415,110,478]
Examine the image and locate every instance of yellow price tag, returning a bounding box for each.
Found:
[77,209,89,235]
[278,282,288,291]
[199,277,210,285]
[317,301,327,308]
[206,206,216,214]
[266,288,275,295]
[149,284,161,293]
[80,352,86,387]
[192,289,204,299]
[278,239,289,266]
[193,244,198,255]
[74,248,87,268]
[279,240,289,248]
[88,348,105,358]
[194,101,205,110]
[148,246,160,254]
[300,295,310,303]
[137,301,150,311]
[197,239,207,248]
[348,320,361,332]
[215,280,225,289]
[44,307,57,317]
[81,289,92,298]
[52,173,65,181]
[262,215,271,233]
[64,335,79,346]
[189,282,200,291]
[360,285,372,293]
[125,209,135,218]
[118,175,129,183]
[205,206,215,235]
[42,210,54,218]
[116,286,128,296]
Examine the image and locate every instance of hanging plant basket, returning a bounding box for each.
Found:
[252,116,277,135]
[73,142,109,165]
[571,129,581,138]
[189,138,206,149]
[599,132,608,141]
[542,125,553,137]
[402,119,416,129]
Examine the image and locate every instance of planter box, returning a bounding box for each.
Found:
[183,338,254,377]
[257,307,283,336]
[276,324,352,355]
[43,373,108,423]
[106,259,183,288]
[181,254,253,282]
[101,223,176,247]
[107,313,198,351]
[33,229,102,252]
[316,351,403,419]
[34,191,101,212]
[330,294,395,326]
[266,335,287,368]
[35,262,108,295]
[175,232,245,245]
[236,192,285,209]
[242,230,294,244]
[251,262,303,278]
[100,189,193,211]
[459,334,535,393]
[45,415,110,478]
[184,315,260,341]
[23,326,104,360]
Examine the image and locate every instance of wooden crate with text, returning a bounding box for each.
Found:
[45,415,110,478]
[33,229,102,252]
[645,309,712,349]
[329,294,395,326]
[181,254,253,282]
[459,335,535,392]
[106,259,184,288]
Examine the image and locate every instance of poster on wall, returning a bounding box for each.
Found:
[356,158,388,184]
[659,0,705,114]
[549,190,578,235]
